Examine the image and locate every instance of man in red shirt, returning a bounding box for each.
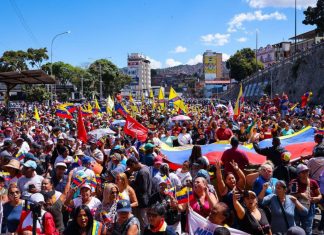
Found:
[221,137,249,178]
[216,120,233,141]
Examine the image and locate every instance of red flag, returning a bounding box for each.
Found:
[124,115,148,142]
[77,107,88,143]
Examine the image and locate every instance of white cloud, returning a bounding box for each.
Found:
[222,53,230,62]
[228,10,286,32]
[165,58,182,67]
[147,56,162,69]
[246,0,316,9]
[186,54,203,65]
[200,33,230,46]
[172,46,187,53]
[237,37,248,42]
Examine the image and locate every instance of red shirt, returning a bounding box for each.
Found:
[221,147,249,175]
[216,128,233,140]
[290,178,319,197]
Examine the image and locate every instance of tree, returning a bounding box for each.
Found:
[0,48,49,72]
[42,61,78,85]
[88,59,132,98]
[226,48,264,82]
[303,0,324,33]
[23,85,51,102]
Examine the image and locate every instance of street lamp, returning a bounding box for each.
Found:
[50,31,71,102]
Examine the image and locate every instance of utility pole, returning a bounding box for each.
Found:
[81,76,84,99]
[99,63,103,100]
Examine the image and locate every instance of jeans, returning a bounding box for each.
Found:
[295,203,316,235]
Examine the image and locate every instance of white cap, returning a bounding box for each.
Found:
[30,193,45,203]
[55,162,67,168]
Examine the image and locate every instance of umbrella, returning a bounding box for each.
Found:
[171,115,191,121]
[111,119,126,126]
[88,128,115,140]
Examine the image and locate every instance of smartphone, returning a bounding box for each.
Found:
[291,182,298,193]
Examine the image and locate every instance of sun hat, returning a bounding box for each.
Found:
[4,159,20,170]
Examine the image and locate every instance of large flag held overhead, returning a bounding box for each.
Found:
[77,107,88,143]
[61,103,77,113]
[234,84,243,119]
[124,115,148,142]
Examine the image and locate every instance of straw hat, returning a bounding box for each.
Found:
[3,159,21,170]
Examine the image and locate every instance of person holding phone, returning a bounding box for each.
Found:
[259,180,308,234]
[289,164,322,235]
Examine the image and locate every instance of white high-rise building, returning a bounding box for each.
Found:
[126,53,151,98]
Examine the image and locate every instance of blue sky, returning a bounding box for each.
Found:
[0,0,317,69]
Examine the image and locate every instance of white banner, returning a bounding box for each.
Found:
[188,208,249,235]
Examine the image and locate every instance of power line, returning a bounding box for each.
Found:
[9,0,40,46]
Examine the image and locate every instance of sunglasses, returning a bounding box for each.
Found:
[9,191,20,195]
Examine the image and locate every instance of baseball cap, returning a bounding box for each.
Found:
[82,156,93,165]
[286,226,306,235]
[45,140,54,146]
[144,143,155,150]
[23,160,37,170]
[111,153,122,161]
[153,155,163,165]
[281,152,291,162]
[55,162,67,169]
[30,193,45,203]
[116,199,131,213]
[296,164,309,174]
[80,183,92,190]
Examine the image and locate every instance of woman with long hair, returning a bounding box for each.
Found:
[215,160,245,210]
[233,189,272,235]
[64,205,107,235]
[94,183,119,230]
[115,173,138,208]
[208,202,234,227]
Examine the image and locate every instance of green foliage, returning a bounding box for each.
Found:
[0,48,49,72]
[87,59,132,98]
[226,48,264,82]
[42,61,79,85]
[303,0,324,33]
[23,85,51,102]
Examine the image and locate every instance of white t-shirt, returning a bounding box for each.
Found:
[17,174,44,195]
[176,169,192,186]
[73,196,101,211]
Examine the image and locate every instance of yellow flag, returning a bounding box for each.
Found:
[234,84,243,118]
[158,87,165,110]
[106,96,114,114]
[34,106,40,122]
[87,102,93,111]
[129,94,138,113]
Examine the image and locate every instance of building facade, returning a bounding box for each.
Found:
[124,53,151,98]
[203,50,223,80]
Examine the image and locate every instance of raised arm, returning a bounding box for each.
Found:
[232,187,245,220]
[230,160,246,191]
[215,160,227,196]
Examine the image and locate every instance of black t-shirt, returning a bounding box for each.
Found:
[132,166,152,208]
[238,207,271,235]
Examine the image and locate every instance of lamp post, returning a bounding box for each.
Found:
[50,31,71,102]
[294,0,297,53]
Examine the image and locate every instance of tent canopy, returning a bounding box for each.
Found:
[0,70,55,85]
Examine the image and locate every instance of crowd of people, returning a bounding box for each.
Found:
[0,93,323,235]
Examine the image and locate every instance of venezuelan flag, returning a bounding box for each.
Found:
[115,103,129,117]
[161,175,171,185]
[72,175,85,187]
[176,187,193,204]
[88,177,97,189]
[16,152,25,161]
[81,106,93,117]
[61,103,77,113]
[55,108,73,119]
